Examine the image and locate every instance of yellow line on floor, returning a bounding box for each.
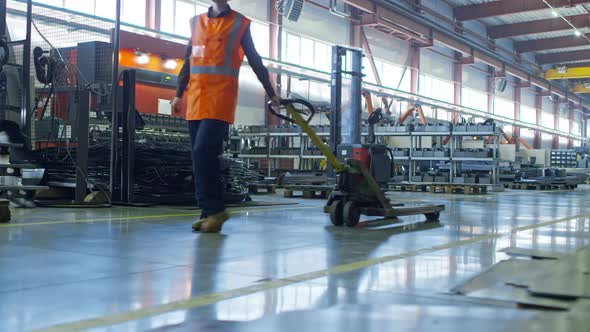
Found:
[0,205,318,228]
[33,213,590,332]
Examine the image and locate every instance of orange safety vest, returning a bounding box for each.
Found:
[187,11,250,123]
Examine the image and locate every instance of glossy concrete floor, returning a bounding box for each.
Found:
[1,187,590,331]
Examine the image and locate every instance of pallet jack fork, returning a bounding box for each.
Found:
[268,99,445,228]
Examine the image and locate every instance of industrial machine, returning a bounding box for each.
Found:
[269,98,444,227]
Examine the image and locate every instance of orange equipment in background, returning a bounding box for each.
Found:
[397,103,428,125]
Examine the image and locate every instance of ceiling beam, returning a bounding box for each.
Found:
[515,34,590,53]
[454,0,590,21]
[339,0,586,108]
[537,49,590,64]
[488,14,590,39]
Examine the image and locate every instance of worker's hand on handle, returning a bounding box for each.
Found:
[171,97,181,112]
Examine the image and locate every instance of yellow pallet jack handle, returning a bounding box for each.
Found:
[268,99,347,173]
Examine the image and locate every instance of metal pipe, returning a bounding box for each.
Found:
[110,0,122,198]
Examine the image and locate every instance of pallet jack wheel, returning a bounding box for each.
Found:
[343,201,360,228]
[329,200,344,226]
[425,212,440,222]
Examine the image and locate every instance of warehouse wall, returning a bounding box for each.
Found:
[421,45,453,81]
[283,0,350,45]
[365,29,411,65]
[462,64,488,91]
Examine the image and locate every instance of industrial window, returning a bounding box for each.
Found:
[520,128,535,140]
[160,0,208,36]
[573,121,580,136]
[361,58,410,92]
[250,22,269,58]
[493,96,514,120]
[574,139,582,147]
[520,105,536,124]
[542,112,554,129]
[37,0,64,7]
[38,0,144,25]
[121,0,147,26]
[559,136,568,146]
[461,87,487,112]
[559,117,569,133]
[280,32,332,72]
[418,73,453,103]
[314,42,330,72]
[64,0,96,15]
[95,0,117,19]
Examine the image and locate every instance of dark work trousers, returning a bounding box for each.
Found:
[188,119,228,218]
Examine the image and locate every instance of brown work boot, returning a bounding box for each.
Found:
[192,218,205,231]
[200,211,230,233]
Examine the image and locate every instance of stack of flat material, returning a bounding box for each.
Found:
[279,172,328,186]
[451,246,590,310]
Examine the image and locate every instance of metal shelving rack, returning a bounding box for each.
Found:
[238,130,334,176]
[237,127,500,185]
[403,130,500,185]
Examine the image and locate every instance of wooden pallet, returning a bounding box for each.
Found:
[388,184,429,192]
[248,183,277,194]
[389,184,487,195]
[283,185,333,199]
[508,183,578,191]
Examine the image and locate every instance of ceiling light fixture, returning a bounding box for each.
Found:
[551,9,558,17]
[575,30,582,37]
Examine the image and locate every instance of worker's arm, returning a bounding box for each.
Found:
[175,41,192,99]
[241,24,276,98]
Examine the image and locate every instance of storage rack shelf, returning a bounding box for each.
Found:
[237,125,501,183]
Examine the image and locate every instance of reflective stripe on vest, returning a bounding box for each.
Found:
[190,13,244,77]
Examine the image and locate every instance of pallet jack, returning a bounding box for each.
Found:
[268,99,445,227]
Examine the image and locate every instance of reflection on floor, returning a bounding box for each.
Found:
[1,186,589,331]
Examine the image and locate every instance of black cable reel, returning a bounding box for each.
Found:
[33,46,56,85]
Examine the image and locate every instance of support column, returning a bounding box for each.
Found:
[452,52,462,123]
[568,108,574,148]
[553,96,559,149]
[584,115,588,147]
[145,0,157,30]
[534,92,542,149]
[487,66,494,115]
[351,24,362,48]
[514,79,521,149]
[410,46,420,96]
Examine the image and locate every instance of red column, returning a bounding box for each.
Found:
[452,52,462,123]
[514,80,521,149]
[584,115,588,147]
[145,0,157,30]
[487,66,494,114]
[410,46,420,95]
[534,92,542,149]
[568,109,574,148]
